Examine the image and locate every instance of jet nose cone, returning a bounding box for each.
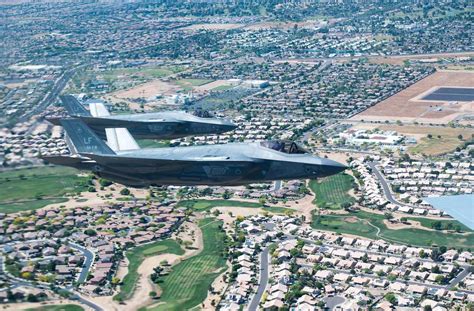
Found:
[322,158,348,176]
[220,120,238,132]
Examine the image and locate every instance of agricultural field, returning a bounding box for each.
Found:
[0,166,89,213]
[176,199,293,214]
[309,173,355,209]
[114,239,184,301]
[147,218,227,311]
[26,305,84,311]
[311,210,474,249]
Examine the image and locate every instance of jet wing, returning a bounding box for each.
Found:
[424,195,474,230]
[41,155,96,170]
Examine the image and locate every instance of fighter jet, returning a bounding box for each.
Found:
[48,95,237,140]
[43,119,347,187]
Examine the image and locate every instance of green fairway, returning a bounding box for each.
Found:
[0,167,89,213]
[147,218,227,311]
[176,199,292,214]
[311,210,474,249]
[114,239,184,301]
[26,305,84,311]
[407,217,471,232]
[309,173,355,209]
[137,139,170,148]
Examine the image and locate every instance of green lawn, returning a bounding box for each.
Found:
[137,139,170,148]
[176,199,292,214]
[146,218,227,311]
[212,84,234,91]
[102,66,185,81]
[0,167,89,213]
[174,79,213,91]
[114,239,184,301]
[311,210,474,249]
[309,173,355,209]
[407,217,471,232]
[26,305,84,311]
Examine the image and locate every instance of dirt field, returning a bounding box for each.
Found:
[244,19,334,30]
[194,79,231,92]
[353,70,474,123]
[112,79,182,99]
[369,51,474,66]
[180,23,243,31]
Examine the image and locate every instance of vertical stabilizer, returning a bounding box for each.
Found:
[89,102,140,151]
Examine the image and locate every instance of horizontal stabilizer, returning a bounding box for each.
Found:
[60,95,90,116]
[60,119,116,155]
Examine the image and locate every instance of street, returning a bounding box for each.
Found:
[248,246,270,311]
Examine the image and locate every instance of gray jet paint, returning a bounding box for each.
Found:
[44,119,347,187]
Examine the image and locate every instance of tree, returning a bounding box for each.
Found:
[120,188,131,195]
[258,196,266,206]
[149,291,157,298]
[385,292,397,305]
[458,134,463,140]
[431,221,443,230]
[435,275,445,284]
[427,134,433,139]
[27,293,39,302]
[84,229,97,236]
[111,277,121,286]
[384,212,393,220]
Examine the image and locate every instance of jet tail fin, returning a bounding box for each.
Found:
[60,119,116,155]
[89,102,140,151]
[60,95,90,116]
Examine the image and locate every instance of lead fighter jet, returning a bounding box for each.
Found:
[44,119,347,187]
[48,95,237,140]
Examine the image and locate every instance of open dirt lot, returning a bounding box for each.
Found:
[244,19,335,30]
[369,51,474,66]
[353,70,474,123]
[180,23,243,31]
[350,123,474,156]
[112,79,182,99]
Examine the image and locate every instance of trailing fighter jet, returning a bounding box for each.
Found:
[43,119,347,187]
[47,95,237,140]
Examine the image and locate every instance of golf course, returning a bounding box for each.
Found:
[311,210,474,249]
[309,172,355,209]
[176,199,293,214]
[114,239,184,301]
[146,218,227,311]
[0,166,89,213]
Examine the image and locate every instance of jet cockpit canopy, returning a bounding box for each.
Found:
[193,108,213,118]
[260,140,309,154]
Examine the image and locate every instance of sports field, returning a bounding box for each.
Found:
[174,79,214,91]
[309,173,355,209]
[114,239,184,301]
[176,199,292,214]
[147,218,227,311]
[26,305,84,311]
[0,166,89,213]
[311,210,474,249]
